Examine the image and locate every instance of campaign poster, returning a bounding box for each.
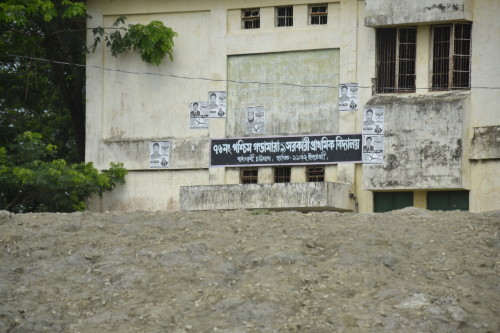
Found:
[338,83,358,111]
[189,101,209,129]
[208,91,227,118]
[362,135,383,164]
[149,141,170,168]
[362,106,384,135]
[245,106,266,135]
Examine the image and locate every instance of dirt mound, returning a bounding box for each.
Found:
[1,209,499,332]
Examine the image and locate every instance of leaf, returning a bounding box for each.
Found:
[61,0,86,19]
[0,133,127,212]
[104,20,178,65]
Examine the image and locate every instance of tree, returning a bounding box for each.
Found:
[0,0,177,162]
[0,131,127,212]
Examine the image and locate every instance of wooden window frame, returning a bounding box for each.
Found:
[241,8,260,30]
[306,166,325,182]
[309,4,328,25]
[431,23,472,91]
[240,168,258,184]
[274,166,291,183]
[276,6,293,27]
[376,27,417,93]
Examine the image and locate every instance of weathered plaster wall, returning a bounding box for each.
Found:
[101,139,209,170]
[87,170,209,212]
[470,161,500,212]
[86,0,349,212]
[86,7,213,170]
[179,182,354,211]
[101,11,210,142]
[469,0,500,129]
[467,0,500,212]
[363,92,469,190]
[354,1,375,212]
[226,50,340,137]
[470,126,500,160]
[365,0,472,27]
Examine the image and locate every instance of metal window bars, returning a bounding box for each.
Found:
[309,4,328,25]
[376,27,416,93]
[306,166,325,182]
[240,168,258,184]
[242,8,260,29]
[276,6,293,27]
[274,166,291,183]
[432,23,471,90]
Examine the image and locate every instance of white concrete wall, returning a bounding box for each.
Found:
[86,0,351,212]
[179,182,354,211]
[87,170,209,212]
[86,0,500,212]
[467,0,500,212]
[365,0,472,26]
[356,0,500,212]
[362,92,469,191]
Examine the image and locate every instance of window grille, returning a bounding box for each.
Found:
[242,8,260,29]
[240,168,258,184]
[309,4,328,25]
[376,27,416,93]
[274,166,291,183]
[432,23,471,90]
[306,166,325,182]
[276,6,293,27]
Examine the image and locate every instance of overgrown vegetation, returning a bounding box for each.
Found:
[92,16,178,65]
[0,132,127,213]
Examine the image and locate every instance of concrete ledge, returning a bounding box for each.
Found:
[470,126,500,160]
[180,182,354,212]
[365,0,471,27]
[99,138,209,170]
[363,92,469,190]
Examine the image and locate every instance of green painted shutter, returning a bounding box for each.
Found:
[374,192,413,213]
[427,191,469,211]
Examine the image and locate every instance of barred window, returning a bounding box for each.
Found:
[242,8,260,29]
[376,27,416,93]
[432,23,471,90]
[240,168,258,184]
[309,4,328,25]
[306,166,325,182]
[274,166,291,183]
[276,6,293,27]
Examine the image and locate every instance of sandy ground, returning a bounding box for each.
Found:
[0,208,498,333]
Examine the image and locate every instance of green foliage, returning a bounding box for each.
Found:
[0,0,88,162]
[0,132,128,213]
[0,0,85,23]
[1,1,178,165]
[95,17,178,65]
[61,0,85,19]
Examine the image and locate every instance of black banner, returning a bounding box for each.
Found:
[210,134,362,167]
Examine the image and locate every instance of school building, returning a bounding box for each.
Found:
[85,0,500,213]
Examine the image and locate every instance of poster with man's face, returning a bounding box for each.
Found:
[362,106,384,165]
[362,135,383,164]
[362,106,384,135]
[245,106,266,135]
[338,83,358,111]
[208,91,227,118]
[189,101,208,129]
[149,141,170,168]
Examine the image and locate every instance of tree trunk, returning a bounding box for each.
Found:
[52,62,86,162]
[41,18,87,162]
